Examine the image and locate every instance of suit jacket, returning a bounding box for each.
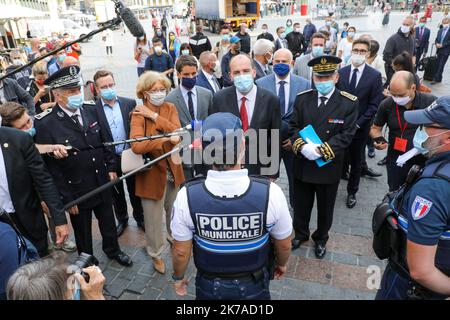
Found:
[0,127,66,253]
[2,78,35,116]
[253,59,272,80]
[288,89,358,184]
[256,72,311,140]
[165,85,212,127]
[435,27,450,55]
[337,64,383,132]
[293,53,313,81]
[415,26,430,53]
[210,85,281,177]
[95,96,136,143]
[34,103,116,210]
[196,70,221,94]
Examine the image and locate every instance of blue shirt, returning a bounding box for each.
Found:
[0,221,19,300]
[102,99,127,155]
[144,53,174,73]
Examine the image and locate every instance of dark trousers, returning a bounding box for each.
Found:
[433,52,450,82]
[113,156,144,224]
[415,47,425,69]
[385,64,394,87]
[106,46,113,55]
[347,125,370,195]
[375,263,410,300]
[70,196,120,257]
[293,179,340,245]
[281,148,294,207]
[195,269,271,300]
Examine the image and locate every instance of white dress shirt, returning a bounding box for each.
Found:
[61,106,84,126]
[236,85,257,125]
[180,85,198,119]
[202,70,220,93]
[0,144,15,213]
[171,169,293,241]
[276,73,290,114]
[349,63,366,88]
[317,87,336,107]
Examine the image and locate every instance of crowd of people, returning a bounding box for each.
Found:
[0,10,450,301]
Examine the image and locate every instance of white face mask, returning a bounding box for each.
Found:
[154,46,162,54]
[400,25,411,34]
[147,91,166,106]
[392,95,411,106]
[351,54,366,67]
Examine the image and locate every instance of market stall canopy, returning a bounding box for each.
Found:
[0,4,48,20]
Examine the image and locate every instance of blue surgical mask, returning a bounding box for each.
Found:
[181,49,190,56]
[273,63,290,78]
[234,74,254,94]
[181,76,196,90]
[419,23,426,28]
[157,31,162,36]
[326,21,332,27]
[26,127,36,137]
[67,93,84,109]
[58,54,66,63]
[348,32,355,38]
[413,126,429,154]
[100,87,117,100]
[312,46,324,57]
[222,35,230,42]
[315,80,335,95]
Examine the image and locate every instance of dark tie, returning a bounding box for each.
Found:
[240,97,249,132]
[187,91,195,120]
[319,96,328,108]
[71,114,82,129]
[420,27,424,40]
[349,68,358,92]
[278,80,286,116]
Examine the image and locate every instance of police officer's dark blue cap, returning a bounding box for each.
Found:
[201,113,243,149]
[45,65,82,89]
[404,96,450,129]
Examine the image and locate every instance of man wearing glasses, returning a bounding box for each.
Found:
[337,39,384,209]
[375,96,450,300]
[370,71,437,192]
[93,70,145,236]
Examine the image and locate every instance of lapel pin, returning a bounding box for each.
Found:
[3,143,8,148]
[57,111,64,118]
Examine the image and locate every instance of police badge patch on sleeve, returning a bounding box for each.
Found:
[411,195,433,220]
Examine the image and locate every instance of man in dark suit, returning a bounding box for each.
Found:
[289,55,358,259]
[431,17,450,84]
[93,70,144,236]
[337,39,383,208]
[0,122,69,257]
[210,54,281,177]
[252,39,274,80]
[34,66,132,266]
[414,16,431,65]
[197,51,221,94]
[256,48,311,206]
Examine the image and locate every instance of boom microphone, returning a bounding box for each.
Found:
[114,1,145,38]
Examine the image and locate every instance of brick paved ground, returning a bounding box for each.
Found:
[64,11,450,300]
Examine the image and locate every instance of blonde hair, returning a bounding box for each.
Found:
[136,71,171,100]
[32,61,48,76]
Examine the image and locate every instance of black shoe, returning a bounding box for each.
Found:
[346,194,357,208]
[314,244,327,259]
[361,167,382,177]
[116,221,128,237]
[291,238,308,250]
[341,171,350,181]
[377,156,387,166]
[109,251,133,267]
[136,221,145,231]
[368,149,376,158]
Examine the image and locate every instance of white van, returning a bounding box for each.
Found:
[27,19,92,42]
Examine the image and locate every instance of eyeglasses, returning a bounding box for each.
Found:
[352,49,368,55]
[146,89,166,94]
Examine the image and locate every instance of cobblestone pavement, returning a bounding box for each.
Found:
[65,11,450,300]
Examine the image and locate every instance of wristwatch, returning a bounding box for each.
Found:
[172,273,184,281]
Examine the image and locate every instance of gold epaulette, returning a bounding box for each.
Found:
[340,91,357,101]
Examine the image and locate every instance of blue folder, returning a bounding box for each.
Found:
[299,125,332,168]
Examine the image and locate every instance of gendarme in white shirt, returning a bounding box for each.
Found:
[171,169,293,241]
